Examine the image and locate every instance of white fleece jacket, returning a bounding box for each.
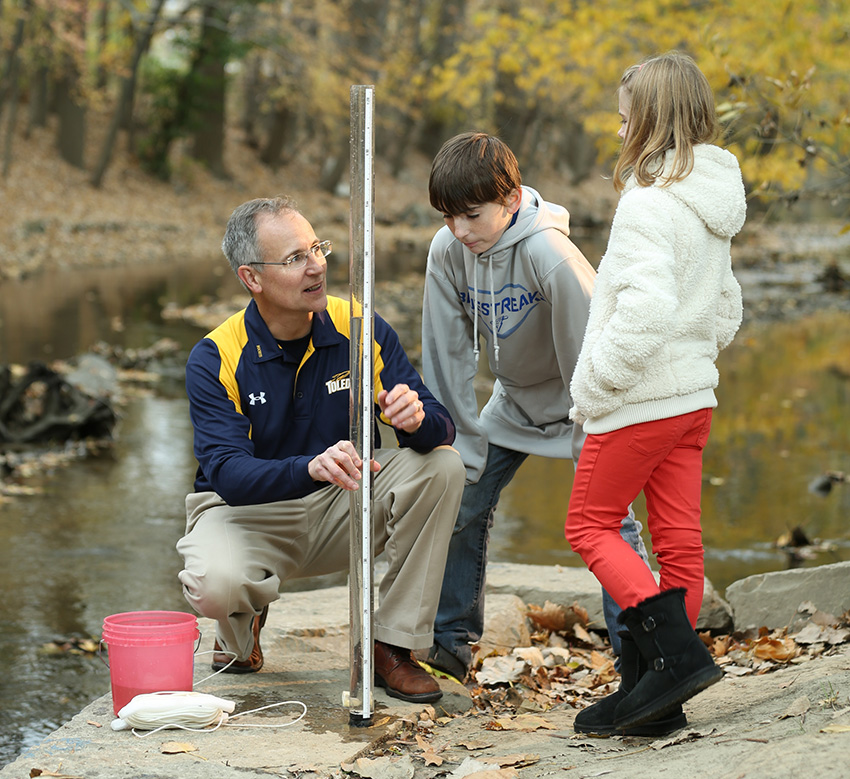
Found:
[569,144,746,434]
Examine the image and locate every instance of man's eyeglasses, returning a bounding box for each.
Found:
[252,240,332,270]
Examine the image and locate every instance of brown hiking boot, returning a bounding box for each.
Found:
[211,605,269,674]
[374,640,442,703]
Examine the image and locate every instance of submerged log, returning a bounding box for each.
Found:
[0,360,117,444]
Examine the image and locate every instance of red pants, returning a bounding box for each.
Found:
[565,408,712,627]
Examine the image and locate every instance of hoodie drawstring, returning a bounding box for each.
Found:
[488,256,499,367]
[472,259,480,366]
[471,254,500,369]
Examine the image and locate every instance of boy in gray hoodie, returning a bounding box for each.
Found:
[421,132,651,686]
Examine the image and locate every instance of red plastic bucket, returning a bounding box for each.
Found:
[101,611,199,715]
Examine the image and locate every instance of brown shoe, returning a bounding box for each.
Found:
[211,605,268,673]
[374,640,442,703]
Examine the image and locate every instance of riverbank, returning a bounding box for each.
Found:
[2,563,848,778]
[2,117,849,321]
[0,119,609,283]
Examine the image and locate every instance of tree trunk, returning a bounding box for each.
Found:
[27,64,49,133]
[54,0,87,169]
[95,0,109,90]
[416,0,468,158]
[90,0,167,188]
[189,1,232,178]
[240,54,261,149]
[558,117,597,184]
[386,0,426,177]
[2,44,21,178]
[318,144,348,195]
[55,75,86,169]
[0,2,26,125]
[260,104,296,170]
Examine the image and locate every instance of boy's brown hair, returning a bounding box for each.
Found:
[429,132,522,216]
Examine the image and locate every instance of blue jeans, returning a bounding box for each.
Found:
[432,443,649,671]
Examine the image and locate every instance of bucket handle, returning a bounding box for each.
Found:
[97,631,203,671]
[98,639,109,670]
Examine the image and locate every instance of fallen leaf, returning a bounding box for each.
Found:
[821,724,850,733]
[448,757,518,778]
[160,741,198,754]
[650,727,719,749]
[415,734,444,767]
[810,608,838,627]
[589,650,611,670]
[477,753,540,768]
[542,646,571,665]
[456,739,494,751]
[485,715,556,732]
[713,635,732,657]
[794,623,826,645]
[526,602,570,632]
[86,720,102,728]
[512,647,546,668]
[779,696,811,719]
[823,626,850,645]
[341,756,416,778]
[753,636,798,662]
[477,655,528,685]
[573,624,594,644]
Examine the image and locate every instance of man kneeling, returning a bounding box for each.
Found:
[176,196,465,703]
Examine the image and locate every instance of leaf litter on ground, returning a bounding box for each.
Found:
[368,599,850,774]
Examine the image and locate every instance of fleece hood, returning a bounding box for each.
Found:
[625,144,747,239]
[485,186,572,254]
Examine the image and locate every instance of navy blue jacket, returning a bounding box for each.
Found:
[186,295,456,505]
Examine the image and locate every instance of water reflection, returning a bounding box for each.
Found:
[0,260,848,766]
[0,396,192,764]
[0,259,246,364]
[492,312,850,586]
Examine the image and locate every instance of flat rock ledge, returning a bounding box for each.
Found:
[277,560,848,645]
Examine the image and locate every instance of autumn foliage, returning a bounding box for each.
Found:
[0,0,847,217]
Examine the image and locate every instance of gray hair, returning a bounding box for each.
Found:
[221,196,300,281]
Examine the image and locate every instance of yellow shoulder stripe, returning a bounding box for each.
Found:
[206,309,248,416]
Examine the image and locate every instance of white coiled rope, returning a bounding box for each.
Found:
[111,690,307,738]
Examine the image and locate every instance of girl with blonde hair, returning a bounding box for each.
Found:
[566,51,745,735]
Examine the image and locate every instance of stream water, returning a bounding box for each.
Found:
[0,257,848,766]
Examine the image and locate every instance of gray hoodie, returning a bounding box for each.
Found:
[569,144,746,434]
[422,186,596,483]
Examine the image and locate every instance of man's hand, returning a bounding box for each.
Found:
[308,440,381,490]
[378,384,424,434]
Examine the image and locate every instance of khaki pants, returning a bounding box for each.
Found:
[177,447,464,661]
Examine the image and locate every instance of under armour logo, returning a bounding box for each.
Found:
[248,392,267,405]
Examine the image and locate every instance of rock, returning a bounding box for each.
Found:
[726,560,850,631]
[486,562,733,633]
[64,353,119,398]
[699,575,734,633]
[486,563,609,631]
[478,594,532,660]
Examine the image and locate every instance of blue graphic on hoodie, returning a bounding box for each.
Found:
[458,283,545,336]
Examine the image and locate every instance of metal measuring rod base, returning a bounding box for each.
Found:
[342,691,373,727]
[349,712,374,728]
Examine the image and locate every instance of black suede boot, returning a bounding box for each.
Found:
[614,588,723,730]
[574,633,687,736]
